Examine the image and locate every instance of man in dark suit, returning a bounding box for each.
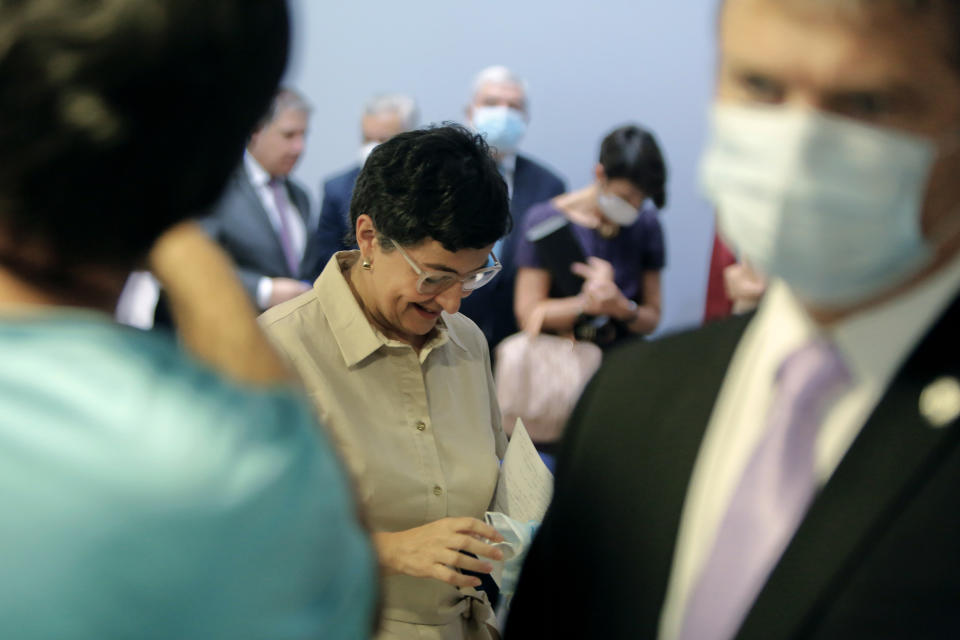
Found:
[458,65,566,351]
[299,93,419,281]
[201,87,312,310]
[507,1,960,638]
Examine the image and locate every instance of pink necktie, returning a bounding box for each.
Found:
[678,339,851,640]
[268,178,300,276]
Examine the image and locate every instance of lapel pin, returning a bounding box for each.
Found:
[919,376,960,429]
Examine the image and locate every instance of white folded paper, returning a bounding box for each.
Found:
[490,418,553,522]
[485,419,554,629]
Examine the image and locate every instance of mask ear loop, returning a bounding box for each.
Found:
[934,127,960,159]
[922,129,960,247]
[924,202,960,254]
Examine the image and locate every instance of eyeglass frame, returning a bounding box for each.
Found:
[387,238,502,295]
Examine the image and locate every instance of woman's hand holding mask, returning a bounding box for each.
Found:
[373,517,505,588]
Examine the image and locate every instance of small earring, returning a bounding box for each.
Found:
[361,257,372,270]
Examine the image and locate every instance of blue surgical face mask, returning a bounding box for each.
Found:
[700,104,938,307]
[472,106,527,154]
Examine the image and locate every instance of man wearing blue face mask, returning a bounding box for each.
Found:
[459,65,566,351]
[506,1,960,639]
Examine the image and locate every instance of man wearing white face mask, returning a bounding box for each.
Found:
[506,1,960,639]
[300,93,419,281]
[459,65,566,351]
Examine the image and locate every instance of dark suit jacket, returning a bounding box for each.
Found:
[459,154,565,350]
[299,164,360,282]
[199,166,311,301]
[506,294,960,639]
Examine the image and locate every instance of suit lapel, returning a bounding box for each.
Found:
[237,171,296,277]
[547,313,753,637]
[738,295,960,639]
[510,155,533,220]
[288,181,311,225]
[641,316,756,619]
[615,313,754,632]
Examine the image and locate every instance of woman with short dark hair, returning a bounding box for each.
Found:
[261,124,512,640]
[514,124,668,347]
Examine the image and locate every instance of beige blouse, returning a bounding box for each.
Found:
[260,253,506,639]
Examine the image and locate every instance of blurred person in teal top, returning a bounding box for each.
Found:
[0,1,376,638]
[0,309,373,638]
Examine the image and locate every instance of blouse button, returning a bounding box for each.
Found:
[433,485,443,496]
[416,421,426,431]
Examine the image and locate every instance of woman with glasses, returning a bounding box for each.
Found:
[261,124,511,640]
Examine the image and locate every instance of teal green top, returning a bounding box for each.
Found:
[0,312,375,639]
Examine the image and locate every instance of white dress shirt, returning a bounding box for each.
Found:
[114,270,160,329]
[243,152,306,308]
[499,153,517,199]
[491,153,517,259]
[658,253,960,640]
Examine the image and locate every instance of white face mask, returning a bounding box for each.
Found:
[597,190,640,226]
[358,141,379,166]
[700,104,937,307]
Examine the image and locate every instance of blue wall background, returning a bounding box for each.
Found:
[285,0,719,335]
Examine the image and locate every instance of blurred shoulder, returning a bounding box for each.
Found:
[625,203,665,247]
[128,327,326,471]
[522,200,564,232]
[200,165,250,218]
[517,153,565,187]
[0,317,333,498]
[591,315,750,401]
[323,164,361,191]
[639,202,663,227]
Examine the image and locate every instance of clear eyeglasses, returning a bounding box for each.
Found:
[390,239,502,295]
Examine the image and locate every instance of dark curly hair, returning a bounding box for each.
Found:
[599,125,668,210]
[350,123,511,252]
[0,0,289,285]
